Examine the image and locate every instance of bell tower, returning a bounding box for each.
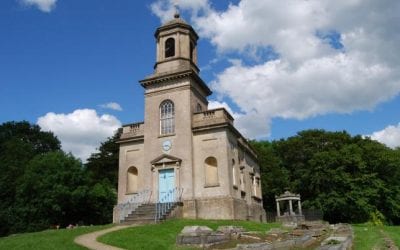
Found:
[153,12,199,75]
[139,12,211,204]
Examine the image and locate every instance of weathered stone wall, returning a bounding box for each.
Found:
[233,198,248,220]
[180,197,265,222]
[195,197,234,220]
[192,129,230,199]
[249,203,267,222]
[144,80,195,202]
[117,140,145,204]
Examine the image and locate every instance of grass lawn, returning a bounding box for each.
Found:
[353,224,400,249]
[0,224,112,250]
[99,219,280,250]
[384,225,400,246]
[353,224,385,249]
[1,220,398,250]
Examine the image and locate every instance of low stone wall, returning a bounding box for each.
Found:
[276,214,305,224]
[317,224,353,250]
[176,225,244,248]
[181,197,266,222]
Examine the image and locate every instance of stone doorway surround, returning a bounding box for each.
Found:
[150,154,182,203]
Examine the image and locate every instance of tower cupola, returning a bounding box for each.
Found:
[153,14,199,75]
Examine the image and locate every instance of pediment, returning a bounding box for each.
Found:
[151,154,182,166]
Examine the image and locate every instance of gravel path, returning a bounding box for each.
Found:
[74,224,137,250]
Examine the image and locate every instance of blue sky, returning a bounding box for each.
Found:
[1,0,400,160]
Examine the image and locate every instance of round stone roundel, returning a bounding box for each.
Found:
[162,140,172,151]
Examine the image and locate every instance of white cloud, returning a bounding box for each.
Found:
[369,123,400,149]
[152,0,400,138]
[150,0,210,24]
[208,100,270,138]
[208,100,241,119]
[211,55,396,138]
[99,102,123,111]
[37,109,121,162]
[19,0,57,13]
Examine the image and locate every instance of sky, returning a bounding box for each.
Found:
[1,0,400,161]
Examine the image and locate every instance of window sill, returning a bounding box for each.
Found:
[158,133,176,138]
[204,184,220,188]
[126,192,138,195]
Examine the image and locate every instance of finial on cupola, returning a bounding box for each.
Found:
[173,0,180,18]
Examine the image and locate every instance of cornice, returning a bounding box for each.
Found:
[140,69,212,96]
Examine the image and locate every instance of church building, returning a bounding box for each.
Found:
[114,13,266,223]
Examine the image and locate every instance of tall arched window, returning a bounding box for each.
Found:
[127,166,138,193]
[160,100,175,135]
[165,38,175,58]
[232,159,237,186]
[204,157,218,186]
[196,103,202,112]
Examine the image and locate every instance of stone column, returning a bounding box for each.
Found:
[289,200,294,215]
[298,200,302,215]
[276,201,280,217]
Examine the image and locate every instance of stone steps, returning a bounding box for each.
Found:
[121,202,178,224]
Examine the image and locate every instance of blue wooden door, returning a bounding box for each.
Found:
[158,169,175,203]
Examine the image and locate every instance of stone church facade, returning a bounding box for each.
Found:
[114,14,266,222]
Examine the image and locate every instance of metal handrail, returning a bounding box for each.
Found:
[155,187,183,222]
[116,189,152,223]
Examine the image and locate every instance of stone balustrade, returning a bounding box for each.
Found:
[120,122,144,139]
[192,108,234,129]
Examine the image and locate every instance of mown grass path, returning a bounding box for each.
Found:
[74,225,137,250]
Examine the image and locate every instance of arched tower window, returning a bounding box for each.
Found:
[204,157,218,186]
[160,100,175,135]
[165,38,175,58]
[127,166,138,194]
[196,103,202,112]
[190,42,194,61]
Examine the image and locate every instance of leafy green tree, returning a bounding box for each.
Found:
[0,121,60,236]
[250,140,288,211]
[85,129,121,189]
[13,151,85,232]
[13,151,116,233]
[254,129,400,224]
[0,121,116,235]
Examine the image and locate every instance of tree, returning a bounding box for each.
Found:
[13,151,116,233]
[253,129,400,224]
[0,121,61,236]
[13,151,86,232]
[0,121,116,236]
[250,140,288,211]
[85,129,121,189]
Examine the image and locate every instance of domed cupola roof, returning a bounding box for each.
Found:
[154,13,198,40]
